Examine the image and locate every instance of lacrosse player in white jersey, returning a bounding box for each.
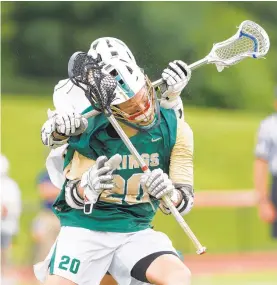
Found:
[36,37,194,285]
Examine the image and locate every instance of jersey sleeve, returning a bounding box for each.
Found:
[255,119,272,161]
[169,118,194,186]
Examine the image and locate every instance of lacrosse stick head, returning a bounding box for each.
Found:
[68,51,117,114]
[207,20,270,71]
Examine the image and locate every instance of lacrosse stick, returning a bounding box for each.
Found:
[153,20,270,88]
[80,20,270,120]
[68,53,206,255]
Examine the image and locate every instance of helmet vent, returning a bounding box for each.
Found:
[127,51,132,60]
[110,69,118,77]
[111,51,118,57]
[106,40,113,48]
[126,66,133,74]
[92,42,99,50]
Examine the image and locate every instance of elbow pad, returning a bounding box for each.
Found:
[159,184,194,216]
[65,179,84,209]
[175,184,194,216]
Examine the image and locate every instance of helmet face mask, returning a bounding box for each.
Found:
[111,77,159,130]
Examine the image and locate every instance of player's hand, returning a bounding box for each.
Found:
[161,60,191,101]
[258,199,277,223]
[81,154,122,205]
[140,168,176,200]
[41,109,88,147]
[51,109,88,137]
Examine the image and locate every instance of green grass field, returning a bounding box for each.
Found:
[1,94,276,264]
[192,271,277,285]
[15,271,277,285]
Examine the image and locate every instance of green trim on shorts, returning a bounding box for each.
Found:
[49,243,57,275]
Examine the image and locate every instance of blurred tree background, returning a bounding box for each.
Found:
[1,2,277,265]
[2,1,277,110]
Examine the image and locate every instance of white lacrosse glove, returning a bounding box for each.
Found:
[140,169,195,216]
[161,60,191,101]
[140,168,179,202]
[41,109,88,147]
[50,109,87,136]
[81,154,122,213]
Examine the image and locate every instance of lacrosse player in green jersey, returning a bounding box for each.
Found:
[36,37,194,285]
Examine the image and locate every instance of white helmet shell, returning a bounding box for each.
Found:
[88,37,136,64]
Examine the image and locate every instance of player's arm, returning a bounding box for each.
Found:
[140,118,194,216]
[254,120,276,223]
[162,118,194,215]
[254,159,269,204]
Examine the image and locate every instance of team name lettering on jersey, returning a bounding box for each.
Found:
[117,153,159,170]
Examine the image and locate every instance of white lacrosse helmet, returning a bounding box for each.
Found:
[88,37,160,131]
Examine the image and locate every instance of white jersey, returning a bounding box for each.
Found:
[255,113,277,175]
[1,175,22,235]
[53,79,91,113]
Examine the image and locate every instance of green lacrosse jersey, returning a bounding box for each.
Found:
[53,107,178,232]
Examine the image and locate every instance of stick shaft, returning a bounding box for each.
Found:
[108,115,206,254]
[83,109,101,119]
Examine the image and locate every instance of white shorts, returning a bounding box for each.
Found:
[33,226,177,285]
